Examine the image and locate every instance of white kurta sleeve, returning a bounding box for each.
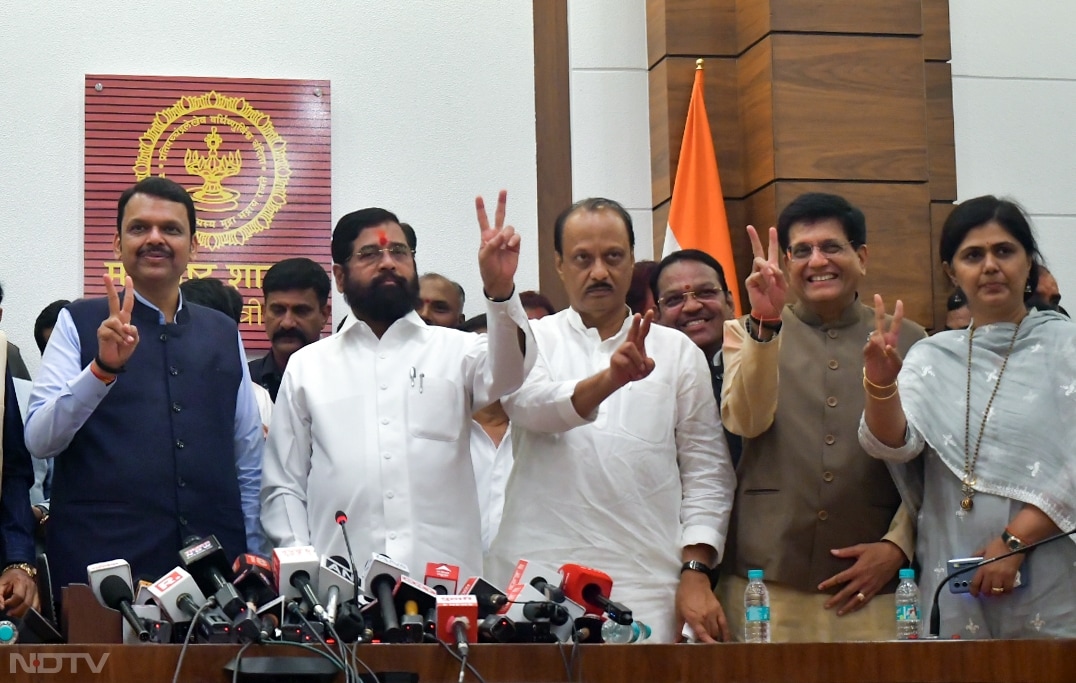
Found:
[260,366,314,548]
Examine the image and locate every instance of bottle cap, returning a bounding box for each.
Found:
[747,569,764,580]
[898,568,915,580]
[0,620,16,644]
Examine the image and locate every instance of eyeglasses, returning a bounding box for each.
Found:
[657,287,724,310]
[787,240,855,261]
[347,243,414,266]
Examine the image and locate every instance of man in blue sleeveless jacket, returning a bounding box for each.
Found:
[25,177,264,594]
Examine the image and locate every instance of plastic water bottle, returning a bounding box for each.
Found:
[601,618,652,643]
[744,569,771,643]
[895,568,921,639]
[0,620,18,645]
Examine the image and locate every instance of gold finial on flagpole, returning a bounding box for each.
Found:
[696,58,704,70]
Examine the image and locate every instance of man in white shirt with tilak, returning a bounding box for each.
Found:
[488,197,736,643]
[260,193,533,580]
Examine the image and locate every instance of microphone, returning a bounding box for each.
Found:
[146,567,234,642]
[521,600,569,625]
[478,613,516,643]
[506,559,586,642]
[232,554,279,642]
[180,536,260,642]
[424,562,460,595]
[436,595,478,656]
[318,555,355,625]
[87,558,134,607]
[334,511,363,599]
[460,576,509,618]
[928,526,1076,637]
[560,563,632,624]
[99,575,150,642]
[402,600,424,642]
[362,554,408,642]
[272,546,325,621]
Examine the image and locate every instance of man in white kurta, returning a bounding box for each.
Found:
[261,197,532,580]
[488,198,735,643]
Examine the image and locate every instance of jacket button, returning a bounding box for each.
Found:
[826,396,838,407]
[818,510,829,521]
[160,333,168,342]
[823,471,835,482]
[175,439,185,449]
[172,402,182,413]
[825,434,836,445]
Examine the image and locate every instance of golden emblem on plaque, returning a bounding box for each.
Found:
[133,91,293,251]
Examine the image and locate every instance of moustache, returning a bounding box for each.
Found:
[373,272,408,289]
[138,246,173,258]
[586,283,613,294]
[272,328,309,344]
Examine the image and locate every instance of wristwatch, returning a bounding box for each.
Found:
[1002,529,1026,552]
[3,562,37,579]
[681,560,711,576]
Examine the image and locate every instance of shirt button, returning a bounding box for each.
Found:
[172,402,182,413]
[160,333,169,342]
[825,434,836,445]
[378,353,387,360]
[175,439,185,449]
[179,516,189,526]
[818,510,829,521]
[823,471,835,482]
[383,452,392,460]
[380,383,388,390]
[828,359,839,370]
[169,366,179,376]
[381,418,389,425]
[386,491,394,499]
[826,396,838,407]
[178,478,187,488]
[388,531,397,540]
[827,330,838,339]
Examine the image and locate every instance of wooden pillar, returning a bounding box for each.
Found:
[648,0,956,329]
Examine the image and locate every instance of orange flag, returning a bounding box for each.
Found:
[662,59,742,316]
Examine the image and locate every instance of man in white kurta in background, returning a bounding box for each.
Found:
[260,193,533,580]
[489,198,736,643]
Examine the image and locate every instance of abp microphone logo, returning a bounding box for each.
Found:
[10,652,110,674]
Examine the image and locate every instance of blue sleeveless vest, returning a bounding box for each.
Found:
[48,294,245,591]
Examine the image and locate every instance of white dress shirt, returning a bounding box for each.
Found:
[490,306,735,642]
[470,420,513,553]
[261,297,532,580]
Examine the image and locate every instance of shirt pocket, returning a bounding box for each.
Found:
[616,380,674,445]
[406,375,464,442]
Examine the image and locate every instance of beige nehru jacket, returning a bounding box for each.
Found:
[720,301,925,593]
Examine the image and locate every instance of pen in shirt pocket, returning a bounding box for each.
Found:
[409,367,425,393]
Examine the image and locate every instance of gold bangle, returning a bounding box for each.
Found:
[863,376,899,400]
[862,368,896,391]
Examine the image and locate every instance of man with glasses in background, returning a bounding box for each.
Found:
[651,250,742,467]
[717,192,925,641]
[260,194,533,581]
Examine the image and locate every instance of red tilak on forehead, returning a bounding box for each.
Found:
[377,229,388,246]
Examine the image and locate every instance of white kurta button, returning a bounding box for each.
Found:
[386,491,394,499]
[380,383,388,390]
[388,531,397,540]
[383,452,392,459]
[381,418,389,425]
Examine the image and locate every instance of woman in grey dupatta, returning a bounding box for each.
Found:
[858,195,1076,639]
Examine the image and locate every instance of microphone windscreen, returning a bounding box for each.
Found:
[100,574,135,608]
[335,511,348,525]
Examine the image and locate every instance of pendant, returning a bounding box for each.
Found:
[960,497,973,511]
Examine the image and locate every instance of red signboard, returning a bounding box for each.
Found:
[84,75,332,353]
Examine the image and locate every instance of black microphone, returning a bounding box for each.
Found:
[521,600,569,626]
[100,575,150,642]
[179,536,261,642]
[928,526,1076,637]
[334,511,363,600]
[362,554,407,642]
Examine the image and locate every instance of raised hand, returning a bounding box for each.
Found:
[96,274,139,371]
[609,311,656,387]
[863,293,904,388]
[744,225,787,320]
[475,190,520,301]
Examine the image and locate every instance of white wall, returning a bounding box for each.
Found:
[949,0,1076,300]
[567,0,654,261]
[0,1,538,374]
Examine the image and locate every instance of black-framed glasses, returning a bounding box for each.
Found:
[657,287,724,310]
[787,240,855,261]
[348,242,414,266]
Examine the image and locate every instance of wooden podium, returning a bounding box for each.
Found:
[5,641,1074,682]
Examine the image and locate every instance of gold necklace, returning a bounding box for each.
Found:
[960,320,1021,511]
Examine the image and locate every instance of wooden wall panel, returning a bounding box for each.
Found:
[930,201,957,330]
[648,0,739,66]
[922,0,952,62]
[768,0,923,35]
[533,0,571,309]
[771,35,929,182]
[738,37,776,195]
[925,61,957,201]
